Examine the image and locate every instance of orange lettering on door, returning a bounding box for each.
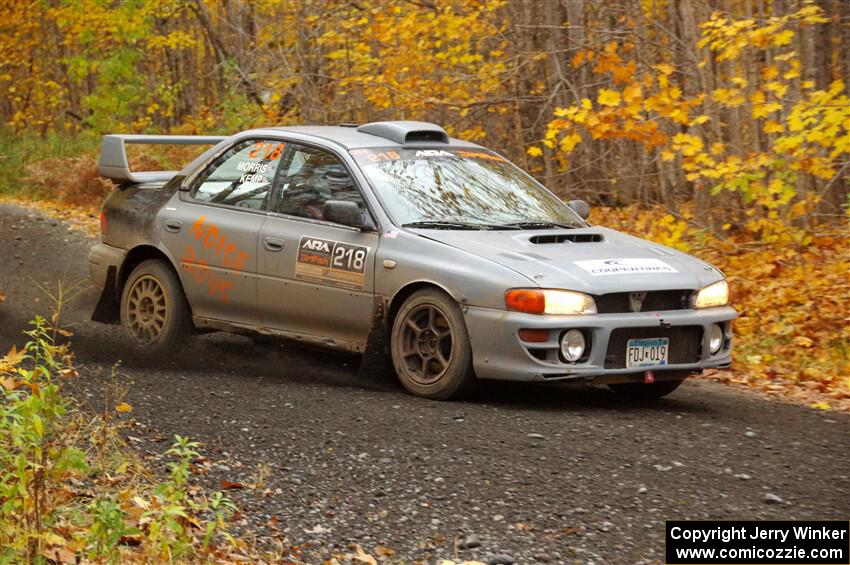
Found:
[181,244,233,304]
[179,216,257,304]
[188,216,252,269]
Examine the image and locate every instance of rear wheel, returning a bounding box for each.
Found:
[607,372,689,400]
[390,289,476,400]
[120,259,192,355]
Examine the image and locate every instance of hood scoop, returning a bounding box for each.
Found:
[529,232,603,244]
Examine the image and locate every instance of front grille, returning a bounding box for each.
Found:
[595,289,693,313]
[605,326,702,369]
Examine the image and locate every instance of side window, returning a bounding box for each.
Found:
[190,139,285,209]
[275,144,364,221]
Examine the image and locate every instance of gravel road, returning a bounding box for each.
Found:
[1,201,848,564]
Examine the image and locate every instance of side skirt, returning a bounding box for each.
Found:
[193,316,366,354]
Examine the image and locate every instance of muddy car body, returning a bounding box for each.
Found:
[89,121,736,399]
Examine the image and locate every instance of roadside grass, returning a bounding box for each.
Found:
[0,309,248,563]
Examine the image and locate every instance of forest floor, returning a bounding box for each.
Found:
[2,201,848,564]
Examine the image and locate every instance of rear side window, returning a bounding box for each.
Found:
[275,144,365,221]
[190,139,285,209]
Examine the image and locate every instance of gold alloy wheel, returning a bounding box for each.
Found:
[397,303,455,385]
[125,275,168,345]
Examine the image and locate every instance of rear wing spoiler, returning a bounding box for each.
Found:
[98,134,226,184]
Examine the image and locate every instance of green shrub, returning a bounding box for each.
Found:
[0,316,236,563]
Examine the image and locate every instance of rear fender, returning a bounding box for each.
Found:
[91,243,185,324]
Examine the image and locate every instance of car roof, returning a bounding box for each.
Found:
[242,121,485,150]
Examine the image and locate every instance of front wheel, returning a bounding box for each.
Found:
[607,372,689,400]
[120,259,192,356]
[390,289,476,400]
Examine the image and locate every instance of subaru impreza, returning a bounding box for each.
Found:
[89,121,736,399]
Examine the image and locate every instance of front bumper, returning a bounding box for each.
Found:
[464,305,737,383]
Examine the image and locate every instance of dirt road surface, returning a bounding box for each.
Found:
[1,201,848,564]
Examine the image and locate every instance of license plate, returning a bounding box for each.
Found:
[626,337,669,369]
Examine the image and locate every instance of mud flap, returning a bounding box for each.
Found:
[356,297,397,389]
[91,266,120,324]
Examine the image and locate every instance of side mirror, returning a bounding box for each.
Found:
[568,199,590,220]
[323,200,375,231]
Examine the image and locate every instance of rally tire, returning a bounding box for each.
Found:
[120,259,192,356]
[607,372,688,400]
[390,289,477,400]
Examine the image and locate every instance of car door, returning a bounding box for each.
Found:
[158,138,285,326]
[257,142,379,349]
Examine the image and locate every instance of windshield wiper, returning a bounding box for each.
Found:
[402,220,494,230]
[496,221,578,230]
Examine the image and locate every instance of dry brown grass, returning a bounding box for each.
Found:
[21,145,203,208]
[23,156,112,207]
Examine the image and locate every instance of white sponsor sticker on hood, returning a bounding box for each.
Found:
[574,258,678,276]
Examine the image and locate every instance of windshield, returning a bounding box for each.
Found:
[349,147,584,228]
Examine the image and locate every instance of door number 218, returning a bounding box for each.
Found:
[332,245,367,272]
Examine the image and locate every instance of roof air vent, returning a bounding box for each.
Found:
[404,130,446,143]
[357,121,449,145]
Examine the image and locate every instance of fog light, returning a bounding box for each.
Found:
[560,329,586,362]
[708,324,723,354]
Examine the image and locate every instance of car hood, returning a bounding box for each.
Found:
[415,226,722,294]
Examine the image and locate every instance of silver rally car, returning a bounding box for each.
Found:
[89,121,736,400]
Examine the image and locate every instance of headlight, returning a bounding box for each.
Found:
[505,289,597,315]
[693,280,729,308]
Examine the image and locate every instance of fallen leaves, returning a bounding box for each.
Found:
[219,480,246,490]
[2,345,25,368]
[0,375,22,392]
[6,195,99,237]
[39,546,77,565]
[350,544,377,565]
